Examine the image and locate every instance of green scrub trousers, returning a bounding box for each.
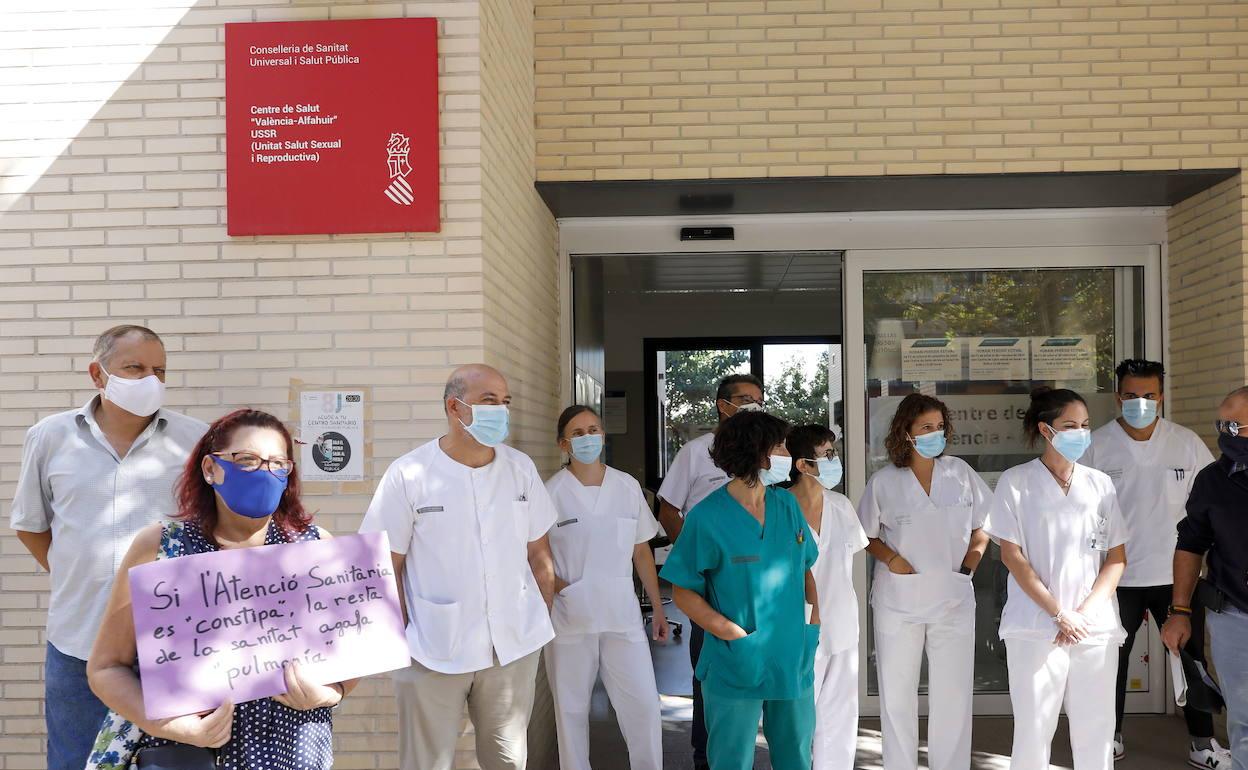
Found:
[660,484,821,770]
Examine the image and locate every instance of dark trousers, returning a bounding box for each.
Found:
[1115,584,1213,738]
[690,621,708,765]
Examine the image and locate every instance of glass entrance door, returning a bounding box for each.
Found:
[844,246,1164,716]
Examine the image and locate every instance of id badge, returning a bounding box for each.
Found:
[1089,515,1109,553]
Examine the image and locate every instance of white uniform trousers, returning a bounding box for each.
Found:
[1004,639,1117,770]
[874,607,974,770]
[545,630,663,770]
[812,645,859,770]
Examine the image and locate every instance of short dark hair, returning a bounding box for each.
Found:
[710,411,790,484]
[1115,359,1165,392]
[715,373,764,404]
[556,404,597,440]
[93,324,162,366]
[785,424,838,481]
[885,393,951,468]
[1023,386,1087,447]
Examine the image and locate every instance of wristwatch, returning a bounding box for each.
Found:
[958,564,973,576]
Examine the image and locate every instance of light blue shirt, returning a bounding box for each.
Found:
[8,397,207,659]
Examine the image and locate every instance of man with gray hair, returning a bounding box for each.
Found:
[360,363,558,770]
[8,325,207,770]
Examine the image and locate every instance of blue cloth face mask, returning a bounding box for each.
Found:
[1121,398,1158,430]
[807,457,843,489]
[569,433,603,464]
[910,431,946,459]
[457,399,509,447]
[761,455,792,486]
[211,458,288,519]
[1046,426,1092,463]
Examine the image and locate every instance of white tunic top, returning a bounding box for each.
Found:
[545,466,659,638]
[1082,418,1214,588]
[985,459,1128,645]
[809,489,869,654]
[857,456,991,623]
[8,398,207,660]
[359,439,558,674]
[656,432,729,516]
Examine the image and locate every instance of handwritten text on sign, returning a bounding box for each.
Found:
[129,531,410,720]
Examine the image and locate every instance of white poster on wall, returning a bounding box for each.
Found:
[901,338,961,382]
[1031,336,1096,381]
[300,390,365,482]
[968,337,1030,381]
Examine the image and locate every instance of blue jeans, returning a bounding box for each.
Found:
[46,643,108,770]
[1209,608,1248,770]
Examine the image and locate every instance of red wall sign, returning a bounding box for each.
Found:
[225,18,439,236]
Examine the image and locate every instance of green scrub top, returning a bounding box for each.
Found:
[661,484,820,701]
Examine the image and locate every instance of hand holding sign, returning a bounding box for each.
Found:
[129,531,409,720]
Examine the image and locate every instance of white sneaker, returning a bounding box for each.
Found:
[1113,736,1125,761]
[1188,739,1233,770]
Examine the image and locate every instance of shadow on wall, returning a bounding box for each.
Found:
[1,2,556,768]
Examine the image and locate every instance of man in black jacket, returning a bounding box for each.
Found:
[1164,386,1248,769]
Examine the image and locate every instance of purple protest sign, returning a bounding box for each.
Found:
[129,530,410,720]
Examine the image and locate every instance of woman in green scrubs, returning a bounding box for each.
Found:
[661,410,821,770]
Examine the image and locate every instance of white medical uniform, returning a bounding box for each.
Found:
[656,431,728,516]
[1082,417,1213,587]
[810,489,869,770]
[857,456,991,770]
[359,439,558,770]
[545,466,663,770]
[985,459,1128,770]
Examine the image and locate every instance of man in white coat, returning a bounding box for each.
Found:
[360,364,558,770]
[656,372,764,770]
[1082,359,1226,766]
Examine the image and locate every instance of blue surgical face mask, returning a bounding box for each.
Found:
[1046,426,1092,463]
[211,458,288,519]
[568,433,603,464]
[1121,398,1158,430]
[761,455,792,486]
[457,399,509,447]
[910,431,946,459]
[807,457,843,490]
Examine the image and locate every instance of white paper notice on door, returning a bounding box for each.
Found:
[900,338,961,382]
[1030,336,1095,381]
[968,337,1030,381]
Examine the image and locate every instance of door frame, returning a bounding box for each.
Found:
[843,245,1165,716]
[557,209,1172,717]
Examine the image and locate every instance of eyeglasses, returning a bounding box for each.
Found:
[728,394,764,405]
[213,451,295,478]
[1215,420,1242,437]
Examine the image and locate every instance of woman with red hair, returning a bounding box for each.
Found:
[85,409,355,770]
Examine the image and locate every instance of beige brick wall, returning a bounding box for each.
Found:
[1167,174,1247,447]
[533,0,1248,181]
[482,0,561,467]
[0,2,555,768]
